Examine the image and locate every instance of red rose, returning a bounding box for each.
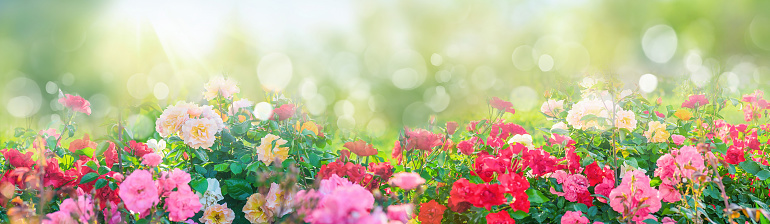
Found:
[272,104,296,121]
[457,140,475,155]
[1,149,35,168]
[58,94,91,115]
[368,162,394,180]
[344,140,378,157]
[499,172,530,193]
[342,162,365,183]
[468,183,506,210]
[43,158,74,189]
[487,210,516,224]
[523,149,557,176]
[103,142,119,168]
[446,121,458,135]
[682,94,709,108]
[490,97,515,114]
[450,178,475,201]
[405,129,442,152]
[448,196,471,213]
[510,191,530,213]
[584,162,612,186]
[124,140,153,158]
[418,200,446,224]
[68,134,97,153]
[724,146,746,165]
[391,141,403,165]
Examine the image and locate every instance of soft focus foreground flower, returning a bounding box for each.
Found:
[387,204,414,223]
[446,121,459,135]
[141,153,162,167]
[303,179,375,223]
[566,98,609,130]
[204,76,240,100]
[118,170,159,218]
[487,210,516,224]
[229,98,254,116]
[681,94,709,108]
[344,140,378,157]
[167,187,203,222]
[614,109,637,131]
[58,195,95,223]
[182,118,219,149]
[418,200,446,224]
[256,134,289,165]
[265,182,293,216]
[508,134,534,149]
[742,90,769,122]
[58,94,91,115]
[541,99,565,117]
[644,121,670,143]
[43,211,76,224]
[199,203,235,224]
[404,129,442,152]
[389,172,426,190]
[243,193,272,224]
[197,178,224,211]
[561,211,589,224]
[2,149,35,168]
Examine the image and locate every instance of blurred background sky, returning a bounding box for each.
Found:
[1,0,770,139]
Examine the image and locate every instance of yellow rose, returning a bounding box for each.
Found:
[243,193,272,224]
[256,134,289,165]
[644,121,670,143]
[673,109,692,121]
[295,121,319,136]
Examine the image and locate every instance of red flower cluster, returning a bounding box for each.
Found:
[418,200,446,224]
[318,161,393,190]
[343,140,378,157]
[487,210,516,224]
[681,94,709,108]
[584,162,614,186]
[124,140,153,158]
[392,128,445,164]
[1,149,35,168]
[742,90,769,122]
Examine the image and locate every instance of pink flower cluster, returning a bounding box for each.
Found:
[58,94,92,115]
[741,90,769,122]
[654,146,706,203]
[43,193,96,224]
[609,170,661,223]
[118,169,201,221]
[549,171,593,207]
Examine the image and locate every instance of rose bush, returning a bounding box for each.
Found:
[0,75,768,224]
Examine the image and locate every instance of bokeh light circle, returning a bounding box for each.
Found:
[257,53,293,91]
[3,77,43,118]
[154,82,169,100]
[538,54,554,72]
[509,86,538,111]
[642,25,678,63]
[638,74,658,93]
[253,102,274,121]
[402,102,431,127]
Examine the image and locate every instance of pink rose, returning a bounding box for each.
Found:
[389,172,426,190]
[141,153,163,167]
[166,187,202,222]
[671,135,685,145]
[118,170,160,218]
[561,211,589,224]
[58,94,91,115]
[387,204,414,222]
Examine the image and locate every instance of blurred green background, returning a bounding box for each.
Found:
[1,0,769,142]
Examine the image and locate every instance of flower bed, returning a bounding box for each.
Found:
[1,76,769,224]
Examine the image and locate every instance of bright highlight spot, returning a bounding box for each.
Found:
[253,102,274,121]
[638,74,658,93]
[257,53,293,91]
[642,25,678,63]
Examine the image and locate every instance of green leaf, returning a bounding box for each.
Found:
[95,142,110,157]
[193,147,209,163]
[729,165,736,175]
[526,189,549,204]
[190,178,208,193]
[740,160,761,175]
[85,161,98,171]
[588,206,598,217]
[572,203,588,213]
[195,165,207,175]
[756,170,770,180]
[223,179,253,200]
[76,147,96,158]
[94,179,108,189]
[232,121,251,136]
[97,166,110,175]
[214,163,230,172]
[308,153,320,167]
[230,163,243,175]
[643,219,660,224]
[80,173,99,184]
[509,210,529,219]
